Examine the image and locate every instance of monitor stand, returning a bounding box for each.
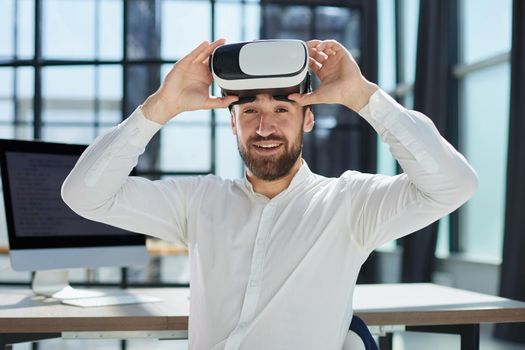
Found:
[32,270,106,300]
[31,270,162,307]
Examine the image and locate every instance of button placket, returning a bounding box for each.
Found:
[223,203,276,350]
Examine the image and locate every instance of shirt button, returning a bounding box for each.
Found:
[250,280,257,287]
[239,322,247,328]
[256,238,264,245]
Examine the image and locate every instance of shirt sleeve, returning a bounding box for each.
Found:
[61,107,196,246]
[346,89,478,252]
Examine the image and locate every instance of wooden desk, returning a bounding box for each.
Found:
[354,284,525,350]
[0,284,524,350]
[0,241,189,258]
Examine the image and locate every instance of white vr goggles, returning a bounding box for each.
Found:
[210,39,311,104]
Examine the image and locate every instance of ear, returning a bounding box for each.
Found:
[230,109,237,135]
[303,107,314,133]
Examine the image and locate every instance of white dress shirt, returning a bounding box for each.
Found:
[62,89,477,350]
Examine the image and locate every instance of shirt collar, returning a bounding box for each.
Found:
[242,159,312,198]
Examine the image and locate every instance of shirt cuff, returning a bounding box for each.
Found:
[358,89,407,130]
[117,107,163,148]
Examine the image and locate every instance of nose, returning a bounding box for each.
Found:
[255,114,276,138]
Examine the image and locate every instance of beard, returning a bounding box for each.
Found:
[237,131,303,181]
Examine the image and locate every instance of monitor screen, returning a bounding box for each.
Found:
[0,139,148,271]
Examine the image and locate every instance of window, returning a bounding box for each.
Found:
[376,0,422,252]
[376,0,511,261]
[458,0,512,261]
[0,0,258,285]
[0,0,375,285]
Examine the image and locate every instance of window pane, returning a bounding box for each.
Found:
[42,126,96,144]
[461,63,510,261]
[216,108,242,179]
[263,5,311,40]
[0,0,14,58]
[17,68,35,133]
[402,0,419,84]
[216,2,243,43]
[0,0,34,58]
[98,65,122,124]
[0,69,13,122]
[43,0,96,59]
[161,0,211,59]
[160,111,211,171]
[169,106,211,124]
[376,138,396,176]
[315,7,360,61]
[462,0,512,64]
[0,67,34,131]
[214,1,261,42]
[126,0,161,60]
[436,215,450,258]
[377,0,397,178]
[245,3,261,40]
[42,66,95,123]
[14,124,34,141]
[403,93,414,110]
[0,126,14,139]
[378,0,396,92]
[98,0,123,59]
[96,124,116,137]
[17,0,35,58]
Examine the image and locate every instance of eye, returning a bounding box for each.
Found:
[242,108,257,114]
[275,107,289,113]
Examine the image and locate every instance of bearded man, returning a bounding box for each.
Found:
[62,39,477,350]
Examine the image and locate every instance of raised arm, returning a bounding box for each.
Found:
[62,39,238,245]
[289,39,478,251]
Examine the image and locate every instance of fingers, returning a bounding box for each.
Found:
[307,39,343,56]
[306,40,323,48]
[193,38,226,63]
[203,95,239,110]
[316,39,343,52]
[287,92,318,107]
[186,40,210,61]
[309,47,329,64]
[306,39,343,76]
[308,57,322,74]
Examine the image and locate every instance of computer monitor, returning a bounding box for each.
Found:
[0,139,149,300]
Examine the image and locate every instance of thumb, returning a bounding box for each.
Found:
[287,92,319,106]
[204,95,239,109]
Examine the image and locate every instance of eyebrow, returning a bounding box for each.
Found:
[231,95,296,106]
[272,95,295,103]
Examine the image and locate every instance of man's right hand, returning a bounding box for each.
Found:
[141,39,239,125]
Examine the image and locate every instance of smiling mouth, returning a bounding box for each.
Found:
[253,143,282,150]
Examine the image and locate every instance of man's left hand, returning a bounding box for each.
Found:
[288,39,378,112]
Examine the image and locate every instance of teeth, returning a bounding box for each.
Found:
[257,144,279,148]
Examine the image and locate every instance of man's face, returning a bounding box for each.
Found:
[231,94,314,181]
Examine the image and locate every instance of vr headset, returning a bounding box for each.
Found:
[210,40,311,105]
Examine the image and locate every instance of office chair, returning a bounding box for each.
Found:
[342,315,379,350]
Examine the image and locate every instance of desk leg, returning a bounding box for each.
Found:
[0,333,60,349]
[459,324,480,350]
[378,333,393,350]
[406,324,480,350]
